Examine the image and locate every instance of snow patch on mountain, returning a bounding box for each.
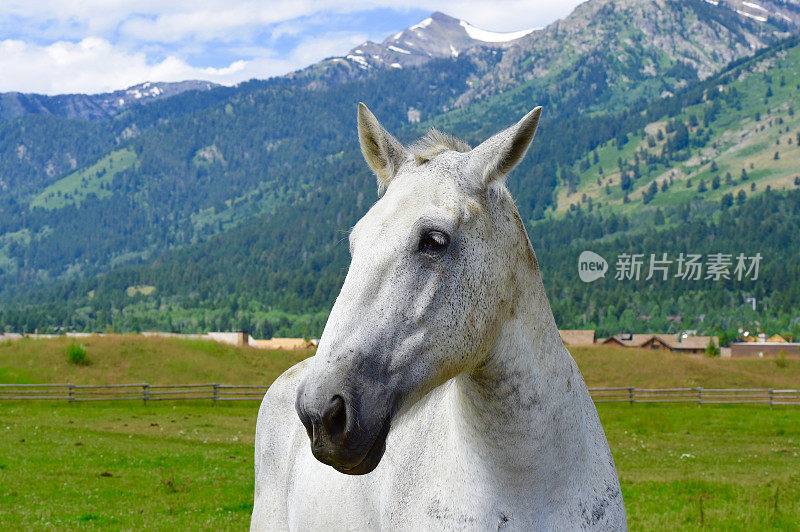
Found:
[736,9,768,21]
[346,55,370,69]
[410,17,433,30]
[458,20,535,43]
[742,1,767,12]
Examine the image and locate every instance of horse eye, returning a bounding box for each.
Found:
[419,230,450,253]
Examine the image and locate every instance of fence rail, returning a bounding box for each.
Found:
[589,387,800,406]
[0,383,269,403]
[0,384,799,406]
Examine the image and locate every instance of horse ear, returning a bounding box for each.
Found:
[357,102,407,194]
[467,106,542,189]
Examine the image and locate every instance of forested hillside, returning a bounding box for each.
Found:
[4,181,800,341]
[553,37,800,214]
[1,0,799,339]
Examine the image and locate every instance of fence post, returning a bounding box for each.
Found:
[697,387,703,408]
[143,383,149,405]
[628,387,634,405]
[68,382,74,404]
[213,383,219,405]
[769,389,774,409]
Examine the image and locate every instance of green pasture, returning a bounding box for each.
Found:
[0,401,798,530]
[1,337,798,529]
[30,149,136,210]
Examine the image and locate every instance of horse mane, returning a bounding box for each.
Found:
[410,129,471,164]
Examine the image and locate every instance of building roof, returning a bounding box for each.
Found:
[600,334,654,348]
[601,333,716,350]
[558,330,596,346]
[654,334,716,350]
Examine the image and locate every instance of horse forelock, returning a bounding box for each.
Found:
[409,128,471,165]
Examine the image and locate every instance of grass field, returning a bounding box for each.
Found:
[1,401,798,530]
[0,335,313,385]
[30,149,137,210]
[2,335,798,388]
[1,336,799,529]
[571,346,800,389]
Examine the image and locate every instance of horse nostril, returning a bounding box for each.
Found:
[321,395,347,439]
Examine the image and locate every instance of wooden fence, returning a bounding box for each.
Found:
[0,384,799,406]
[590,387,800,406]
[0,383,268,403]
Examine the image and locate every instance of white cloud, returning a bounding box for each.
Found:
[0,1,587,94]
[287,32,371,67]
[0,32,372,94]
[4,1,585,41]
[397,0,584,32]
[0,38,245,93]
[114,1,583,43]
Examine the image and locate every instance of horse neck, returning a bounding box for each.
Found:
[451,241,601,484]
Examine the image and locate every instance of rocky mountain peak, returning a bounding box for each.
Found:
[300,0,798,93]
[323,11,536,73]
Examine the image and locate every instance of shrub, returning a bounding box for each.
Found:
[705,338,720,358]
[775,351,788,368]
[66,343,89,366]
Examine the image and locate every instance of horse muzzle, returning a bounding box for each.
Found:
[296,384,392,475]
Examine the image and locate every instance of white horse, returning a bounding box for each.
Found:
[251,103,626,530]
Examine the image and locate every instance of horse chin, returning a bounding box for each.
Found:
[330,415,391,476]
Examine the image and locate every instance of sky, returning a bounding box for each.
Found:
[0,1,585,95]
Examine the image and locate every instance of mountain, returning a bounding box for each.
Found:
[448,0,800,108]
[551,34,800,215]
[1,0,800,338]
[296,0,800,113]
[726,0,800,22]
[0,80,219,121]
[310,11,533,72]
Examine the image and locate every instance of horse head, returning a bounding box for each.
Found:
[296,103,542,475]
